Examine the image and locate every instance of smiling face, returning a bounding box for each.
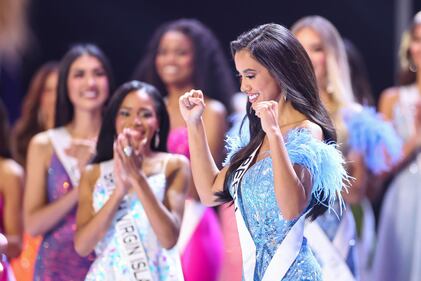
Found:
[67,54,109,112]
[115,90,159,152]
[155,30,195,88]
[294,27,328,88]
[234,49,282,109]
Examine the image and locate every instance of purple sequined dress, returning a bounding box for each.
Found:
[33,153,94,281]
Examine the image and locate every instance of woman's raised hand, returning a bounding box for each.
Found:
[254,101,280,135]
[179,89,206,124]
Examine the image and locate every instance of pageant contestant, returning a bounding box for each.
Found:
[292,16,401,281]
[0,98,23,281]
[373,11,421,281]
[11,61,59,281]
[134,19,237,281]
[75,81,188,281]
[24,44,113,280]
[179,23,349,281]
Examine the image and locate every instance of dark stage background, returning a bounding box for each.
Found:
[4,0,420,120]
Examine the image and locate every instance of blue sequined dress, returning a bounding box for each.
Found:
[226,129,348,281]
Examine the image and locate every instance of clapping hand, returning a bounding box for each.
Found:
[114,128,147,195]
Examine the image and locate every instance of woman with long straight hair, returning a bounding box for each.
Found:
[10,61,58,281]
[292,16,401,281]
[179,23,348,281]
[23,43,114,280]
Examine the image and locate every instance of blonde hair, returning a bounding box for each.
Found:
[292,16,355,147]
[398,11,421,85]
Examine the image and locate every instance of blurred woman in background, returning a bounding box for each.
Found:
[10,61,59,281]
[373,11,421,281]
[134,18,237,281]
[24,44,114,280]
[0,98,24,281]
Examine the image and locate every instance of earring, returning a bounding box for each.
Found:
[326,81,334,95]
[154,129,160,149]
[409,60,417,73]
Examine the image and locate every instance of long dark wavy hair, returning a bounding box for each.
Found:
[12,61,59,166]
[133,18,236,111]
[0,98,11,159]
[55,43,114,127]
[217,23,337,220]
[93,81,170,163]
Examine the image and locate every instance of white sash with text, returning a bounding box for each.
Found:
[231,145,305,281]
[115,197,154,281]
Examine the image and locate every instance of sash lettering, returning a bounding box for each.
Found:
[230,144,305,281]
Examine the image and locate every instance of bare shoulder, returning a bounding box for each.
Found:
[204,99,227,119]
[0,159,24,181]
[83,163,101,182]
[378,86,400,119]
[299,120,323,141]
[379,86,400,102]
[26,131,53,169]
[164,153,189,173]
[1,159,23,177]
[29,131,52,152]
[0,158,23,194]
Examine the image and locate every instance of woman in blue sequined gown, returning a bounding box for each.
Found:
[179,24,349,281]
[23,44,114,281]
[75,81,188,280]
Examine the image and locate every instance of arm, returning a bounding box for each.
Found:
[379,88,421,169]
[179,90,229,206]
[1,160,24,258]
[75,164,125,256]
[133,155,189,249]
[202,100,227,166]
[24,133,79,236]
[342,151,367,204]
[256,102,321,220]
[115,130,190,249]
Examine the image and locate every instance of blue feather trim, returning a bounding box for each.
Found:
[223,116,250,167]
[224,127,350,212]
[285,129,349,213]
[344,106,403,175]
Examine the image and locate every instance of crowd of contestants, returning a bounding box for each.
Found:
[0,11,419,281]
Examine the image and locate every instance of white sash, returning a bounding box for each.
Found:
[48,127,80,187]
[101,161,154,281]
[304,208,356,281]
[231,145,305,281]
[115,199,154,281]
